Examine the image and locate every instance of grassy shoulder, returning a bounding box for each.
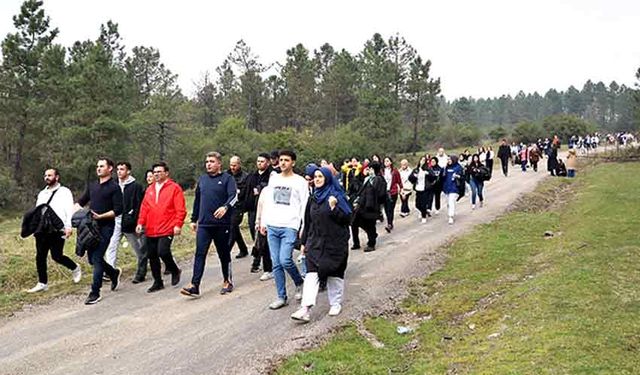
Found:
[276,161,640,374]
[0,193,251,317]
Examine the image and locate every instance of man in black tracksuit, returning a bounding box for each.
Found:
[243,153,273,275]
[228,156,249,259]
[497,139,512,177]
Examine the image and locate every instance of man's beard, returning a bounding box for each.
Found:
[45,178,57,186]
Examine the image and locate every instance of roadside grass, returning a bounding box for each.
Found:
[276,161,640,374]
[0,193,252,317]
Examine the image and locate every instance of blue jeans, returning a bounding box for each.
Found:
[88,225,118,295]
[469,179,484,205]
[267,226,303,300]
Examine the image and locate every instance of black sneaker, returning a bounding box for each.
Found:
[220,283,234,295]
[163,268,171,275]
[171,269,182,287]
[364,246,376,252]
[180,284,200,298]
[351,245,361,250]
[132,277,145,284]
[250,267,261,273]
[85,292,101,305]
[235,251,248,259]
[111,268,122,291]
[147,283,164,293]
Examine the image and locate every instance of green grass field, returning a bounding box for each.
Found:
[0,193,252,316]
[276,161,640,374]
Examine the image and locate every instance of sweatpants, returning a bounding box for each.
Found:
[34,232,77,284]
[301,272,344,308]
[146,235,180,285]
[105,216,147,278]
[191,226,232,286]
[446,193,459,218]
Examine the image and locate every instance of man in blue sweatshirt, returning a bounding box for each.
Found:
[180,152,238,298]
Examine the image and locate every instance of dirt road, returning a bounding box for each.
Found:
[0,164,555,375]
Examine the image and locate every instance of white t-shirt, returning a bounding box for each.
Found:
[262,173,310,231]
[36,184,74,230]
[437,154,448,169]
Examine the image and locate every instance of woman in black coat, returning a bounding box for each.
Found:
[291,166,352,323]
[352,162,386,252]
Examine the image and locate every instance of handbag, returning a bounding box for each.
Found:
[21,189,63,238]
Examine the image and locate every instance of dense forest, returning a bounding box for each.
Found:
[1,0,639,210]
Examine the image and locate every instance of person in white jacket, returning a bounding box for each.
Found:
[27,168,81,293]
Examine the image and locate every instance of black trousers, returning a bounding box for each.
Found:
[432,186,442,211]
[353,217,377,247]
[35,232,77,284]
[384,194,398,226]
[500,158,509,176]
[250,231,273,272]
[247,210,257,241]
[146,236,180,284]
[399,193,411,214]
[231,221,248,255]
[415,190,433,218]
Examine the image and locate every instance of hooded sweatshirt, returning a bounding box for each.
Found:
[119,176,145,233]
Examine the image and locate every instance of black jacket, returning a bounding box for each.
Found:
[71,209,102,257]
[498,144,511,161]
[301,197,351,279]
[121,181,145,233]
[354,177,387,220]
[243,167,272,212]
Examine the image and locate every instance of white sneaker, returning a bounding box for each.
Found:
[27,283,48,293]
[72,266,82,283]
[294,284,303,300]
[328,304,342,316]
[259,272,273,281]
[421,218,427,224]
[434,210,440,215]
[448,217,454,225]
[269,298,288,310]
[291,306,310,323]
[472,204,476,210]
[480,201,484,208]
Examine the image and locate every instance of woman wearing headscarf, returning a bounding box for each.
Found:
[352,162,386,252]
[443,155,464,225]
[291,166,352,323]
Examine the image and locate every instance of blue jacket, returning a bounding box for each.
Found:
[191,172,238,227]
[442,163,464,194]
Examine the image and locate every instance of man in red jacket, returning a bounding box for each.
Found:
[136,162,185,293]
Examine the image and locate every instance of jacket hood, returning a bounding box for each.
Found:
[120,176,136,187]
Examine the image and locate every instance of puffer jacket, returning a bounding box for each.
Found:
[71,209,101,257]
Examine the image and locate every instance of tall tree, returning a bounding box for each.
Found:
[0,0,58,183]
[387,34,415,108]
[405,55,441,150]
[227,40,265,131]
[282,43,316,130]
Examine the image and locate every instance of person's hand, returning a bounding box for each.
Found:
[300,244,305,255]
[135,224,143,235]
[173,226,182,236]
[190,222,197,233]
[259,225,267,236]
[328,196,337,210]
[64,228,72,239]
[90,210,101,220]
[214,206,228,219]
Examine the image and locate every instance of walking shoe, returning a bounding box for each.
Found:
[399,212,409,218]
[111,268,122,291]
[180,284,200,298]
[269,298,288,310]
[250,267,261,273]
[426,210,432,217]
[291,307,310,323]
[102,274,111,282]
[480,201,484,208]
[220,283,234,295]
[171,269,182,287]
[72,266,82,283]
[448,217,454,225]
[328,304,342,316]
[472,204,476,210]
[384,225,392,233]
[163,268,171,275]
[84,292,101,305]
[259,272,274,281]
[434,209,440,215]
[364,246,376,252]
[421,218,427,224]
[132,276,145,284]
[350,245,361,250]
[294,284,304,300]
[147,282,164,293]
[235,251,248,259]
[27,283,48,293]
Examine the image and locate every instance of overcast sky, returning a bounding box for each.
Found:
[1,0,638,99]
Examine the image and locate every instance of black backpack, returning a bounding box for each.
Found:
[21,189,65,238]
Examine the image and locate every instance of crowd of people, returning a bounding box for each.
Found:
[25,132,628,321]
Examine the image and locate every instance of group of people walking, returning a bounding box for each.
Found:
[24,140,562,322]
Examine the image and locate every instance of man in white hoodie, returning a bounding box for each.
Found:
[105,162,146,282]
[27,168,81,293]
